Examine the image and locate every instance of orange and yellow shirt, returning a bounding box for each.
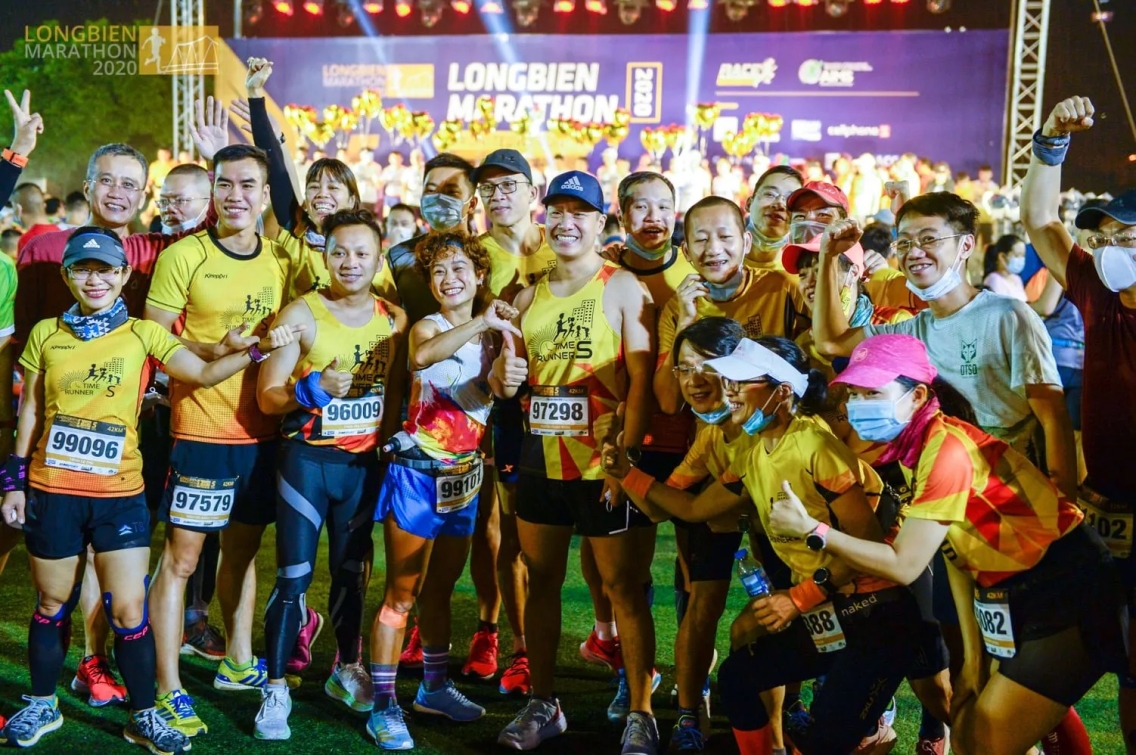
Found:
[277,230,398,305]
[481,227,557,301]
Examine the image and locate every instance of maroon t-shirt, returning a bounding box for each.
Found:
[1065,244,1136,494]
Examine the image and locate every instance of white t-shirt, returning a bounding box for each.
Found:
[983,272,1027,302]
[865,291,1060,446]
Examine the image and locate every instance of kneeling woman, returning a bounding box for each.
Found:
[606,336,921,754]
[769,334,1127,755]
[0,228,295,753]
[367,232,520,750]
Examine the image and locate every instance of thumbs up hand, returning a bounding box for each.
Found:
[494,337,528,389]
[319,357,353,398]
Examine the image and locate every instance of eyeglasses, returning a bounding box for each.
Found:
[156,197,209,210]
[721,377,771,392]
[1085,232,1136,250]
[671,365,719,381]
[755,188,791,204]
[889,233,968,257]
[94,176,143,194]
[477,179,530,199]
[67,267,123,282]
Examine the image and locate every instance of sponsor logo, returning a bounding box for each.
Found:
[960,340,978,377]
[791,119,823,143]
[203,273,228,280]
[446,62,620,124]
[827,124,891,139]
[59,357,125,397]
[716,59,778,89]
[798,59,873,88]
[626,63,663,124]
[83,238,101,249]
[322,63,434,98]
[560,175,584,192]
[529,301,595,363]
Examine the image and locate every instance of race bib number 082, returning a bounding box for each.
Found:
[44,414,126,476]
[168,474,238,530]
[323,394,383,438]
[974,588,1015,659]
[436,462,483,515]
[529,385,589,437]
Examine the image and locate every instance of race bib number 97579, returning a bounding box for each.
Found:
[168,474,238,530]
[529,385,589,437]
[44,414,126,476]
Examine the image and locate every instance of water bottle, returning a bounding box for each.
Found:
[382,431,417,454]
[735,549,771,598]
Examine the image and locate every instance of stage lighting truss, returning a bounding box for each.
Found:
[825,0,850,15]
[513,0,541,25]
[419,0,444,24]
[617,0,648,24]
[719,0,755,22]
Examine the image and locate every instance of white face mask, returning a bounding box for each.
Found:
[906,249,964,302]
[1093,246,1136,293]
[161,202,209,236]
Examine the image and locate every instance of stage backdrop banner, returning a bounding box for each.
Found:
[225,30,1009,173]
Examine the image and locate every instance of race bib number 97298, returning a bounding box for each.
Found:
[436,461,483,515]
[322,394,383,439]
[529,385,589,437]
[168,474,238,530]
[44,414,126,476]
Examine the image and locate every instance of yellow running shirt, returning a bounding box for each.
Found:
[277,230,399,305]
[20,317,183,497]
[480,227,557,300]
[281,291,396,454]
[520,262,625,481]
[147,230,294,444]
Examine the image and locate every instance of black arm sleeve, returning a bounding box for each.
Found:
[249,97,300,232]
[0,158,22,210]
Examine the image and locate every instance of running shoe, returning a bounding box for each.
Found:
[579,630,620,671]
[621,711,659,755]
[607,668,663,723]
[670,715,705,753]
[881,697,897,728]
[461,628,499,680]
[366,699,414,751]
[399,623,423,670]
[213,655,268,691]
[916,736,947,755]
[498,697,567,750]
[284,608,324,676]
[782,698,813,743]
[0,715,6,731]
[71,654,127,707]
[853,718,897,754]
[412,680,485,722]
[0,696,62,747]
[698,674,712,738]
[124,707,192,754]
[253,685,292,741]
[498,652,531,696]
[325,662,373,712]
[180,617,226,660]
[156,689,207,737]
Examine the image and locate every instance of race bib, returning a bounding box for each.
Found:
[1079,494,1133,559]
[44,414,126,476]
[974,588,1015,659]
[436,461,483,515]
[322,394,383,438]
[801,602,846,653]
[168,474,237,530]
[529,385,589,437]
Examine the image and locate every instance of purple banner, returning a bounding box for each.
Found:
[226,30,1009,174]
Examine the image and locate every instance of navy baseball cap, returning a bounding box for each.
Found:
[1075,189,1136,230]
[542,171,605,213]
[473,149,533,184]
[62,230,128,268]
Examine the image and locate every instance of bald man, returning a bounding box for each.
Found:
[157,164,211,235]
[13,182,57,254]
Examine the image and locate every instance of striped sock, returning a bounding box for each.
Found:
[422,645,449,692]
[370,662,398,710]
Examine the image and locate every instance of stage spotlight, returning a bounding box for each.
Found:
[927,0,949,10]
[514,0,540,24]
[452,0,472,12]
[617,0,646,24]
[890,0,909,4]
[335,0,356,23]
[688,0,708,7]
[480,0,506,12]
[767,0,788,7]
[274,0,295,14]
[363,0,383,9]
[395,0,413,16]
[721,0,755,19]
[585,0,608,12]
[796,0,818,6]
[302,0,324,14]
[824,0,849,15]
[863,0,882,4]
[554,0,575,11]
[656,0,677,10]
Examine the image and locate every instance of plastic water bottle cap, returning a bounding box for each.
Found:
[735,549,748,559]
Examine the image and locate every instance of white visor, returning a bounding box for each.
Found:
[703,339,810,397]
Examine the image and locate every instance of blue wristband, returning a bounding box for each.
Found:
[294,371,333,409]
[1032,129,1071,166]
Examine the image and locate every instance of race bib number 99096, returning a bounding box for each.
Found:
[974,588,1015,659]
[322,394,383,439]
[529,385,589,437]
[44,414,126,476]
[436,461,483,515]
[169,473,238,530]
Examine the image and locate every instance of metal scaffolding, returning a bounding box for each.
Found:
[1003,0,1052,188]
[171,0,206,159]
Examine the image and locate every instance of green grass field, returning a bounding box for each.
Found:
[0,525,1123,754]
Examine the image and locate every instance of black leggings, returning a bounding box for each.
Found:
[264,440,381,679]
[719,590,920,754]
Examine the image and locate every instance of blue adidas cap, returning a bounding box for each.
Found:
[542,170,605,213]
[1075,189,1136,230]
[62,230,128,268]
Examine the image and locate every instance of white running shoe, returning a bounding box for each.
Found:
[253,685,292,741]
[498,697,567,750]
[325,662,374,712]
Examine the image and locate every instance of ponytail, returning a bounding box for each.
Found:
[798,369,829,417]
[895,374,976,424]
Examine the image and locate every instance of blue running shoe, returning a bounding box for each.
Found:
[670,715,705,752]
[214,655,268,691]
[0,696,63,747]
[367,699,414,750]
[608,669,663,722]
[412,681,485,722]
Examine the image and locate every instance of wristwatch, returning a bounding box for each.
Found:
[813,567,834,596]
[2,149,27,168]
[248,343,270,363]
[625,445,642,466]
[805,522,830,551]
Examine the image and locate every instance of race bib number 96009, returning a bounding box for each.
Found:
[529,385,589,437]
[323,394,383,438]
[436,461,483,515]
[44,414,126,476]
[169,473,238,530]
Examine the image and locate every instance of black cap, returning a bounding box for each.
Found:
[1075,189,1136,230]
[62,231,128,268]
[473,149,533,184]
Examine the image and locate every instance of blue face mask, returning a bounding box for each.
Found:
[624,233,671,261]
[704,268,744,302]
[746,216,787,253]
[847,390,914,443]
[741,392,777,436]
[692,404,731,425]
[420,193,467,232]
[1005,256,1026,275]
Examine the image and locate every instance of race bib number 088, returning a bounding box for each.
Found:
[169,473,238,530]
[802,602,846,653]
[529,385,589,437]
[436,462,483,515]
[44,414,126,476]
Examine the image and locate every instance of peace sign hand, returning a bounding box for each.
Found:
[5,90,43,157]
